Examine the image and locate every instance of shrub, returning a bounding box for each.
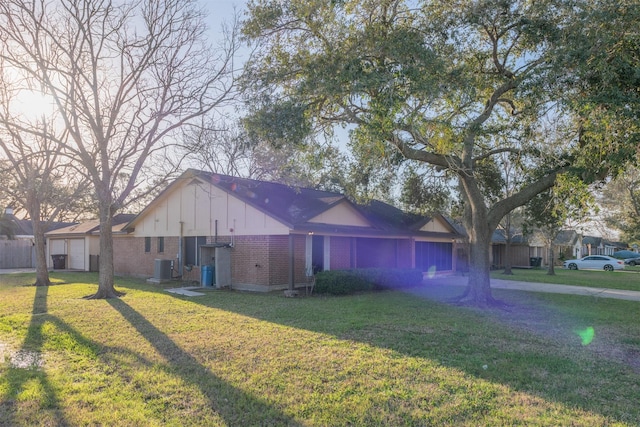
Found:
[314,268,423,295]
[313,270,373,295]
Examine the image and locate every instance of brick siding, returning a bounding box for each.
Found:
[113,236,179,278]
[113,233,429,290]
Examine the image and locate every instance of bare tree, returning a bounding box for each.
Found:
[0,61,95,286]
[0,0,238,298]
[180,117,351,191]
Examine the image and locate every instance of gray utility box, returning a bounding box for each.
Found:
[214,247,232,288]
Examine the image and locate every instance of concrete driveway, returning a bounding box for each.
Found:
[424,274,640,302]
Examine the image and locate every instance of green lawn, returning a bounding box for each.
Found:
[491,266,640,291]
[1,272,639,426]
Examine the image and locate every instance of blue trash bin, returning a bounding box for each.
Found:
[201,265,213,287]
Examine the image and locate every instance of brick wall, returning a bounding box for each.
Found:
[231,234,307,288]
[231,235,272,286]
[113,236,179,278]
[114,233,424,289]
[267,235,289,286]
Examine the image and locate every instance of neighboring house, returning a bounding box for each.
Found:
[516,229,583,267]
[115,169,461,292]
[490,228,532,269]
[582,236,626,256]
[553,230,583,262]
[45,214,136,271]
[1,207,75,269]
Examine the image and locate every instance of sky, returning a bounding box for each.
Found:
[205,1,247,40]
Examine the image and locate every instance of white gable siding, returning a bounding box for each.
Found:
[133,179,289,238]
[419,217,451,233]
[308,201,371,227]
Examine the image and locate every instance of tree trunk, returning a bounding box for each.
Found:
[547,245,556,275]
[503,235,513,275]
[459,226,499,306]
[32,217,51,287]
[457,176,501,306]
[85,199,123,299]
[26,197,51,287]
[502,213,513,275]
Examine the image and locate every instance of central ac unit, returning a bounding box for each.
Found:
[154,259,172,280]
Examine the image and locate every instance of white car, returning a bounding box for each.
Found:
[563,255,624,271]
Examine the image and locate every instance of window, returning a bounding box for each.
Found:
[144,237,151,253]
[157,237,164,253]
[184,236,207,265]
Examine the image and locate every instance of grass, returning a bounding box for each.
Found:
[0,272,639,426]
[491,266,640,291]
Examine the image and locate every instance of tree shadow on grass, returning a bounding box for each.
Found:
[1,284,69,427]
[2,283,300,425]
[106,298,301,426]
[170,286,640,425]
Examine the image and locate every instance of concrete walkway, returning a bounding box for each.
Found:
[424,275,640,302]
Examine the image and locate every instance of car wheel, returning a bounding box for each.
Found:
[604,264,614,271]
[568,263,578,270]
[630,261,637,266]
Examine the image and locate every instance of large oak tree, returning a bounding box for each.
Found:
[242,0,639,305]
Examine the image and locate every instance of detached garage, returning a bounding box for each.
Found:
[45,214,136,271]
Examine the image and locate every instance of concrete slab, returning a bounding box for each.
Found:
[166,288,206,297]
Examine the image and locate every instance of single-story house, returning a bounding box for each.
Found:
[582,236,626,256]
[115,169,461,292]
[45,214,136,271]
[553,230,583,262]
[528,229,584,266]
[490,228,532,269]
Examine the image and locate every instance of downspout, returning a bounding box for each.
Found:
[288,233,294,291]
[178,221,184,276]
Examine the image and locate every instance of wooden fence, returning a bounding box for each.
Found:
[0,240,34,269]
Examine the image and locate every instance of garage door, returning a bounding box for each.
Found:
[68,239,85,270]
[415,241,453,272]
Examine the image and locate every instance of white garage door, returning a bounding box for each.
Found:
[68,239,85,270]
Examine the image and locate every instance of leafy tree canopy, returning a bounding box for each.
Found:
[242,0,640,305]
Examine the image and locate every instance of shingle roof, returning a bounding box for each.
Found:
[492,228,527,244]
[193,170,460,237]
[127,169,459,238]
[553,230,581,246]
[46,214,137,236]
[2,210,75,237]
[195,170,348,227]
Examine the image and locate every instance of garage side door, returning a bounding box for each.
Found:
[68,239,85,270]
